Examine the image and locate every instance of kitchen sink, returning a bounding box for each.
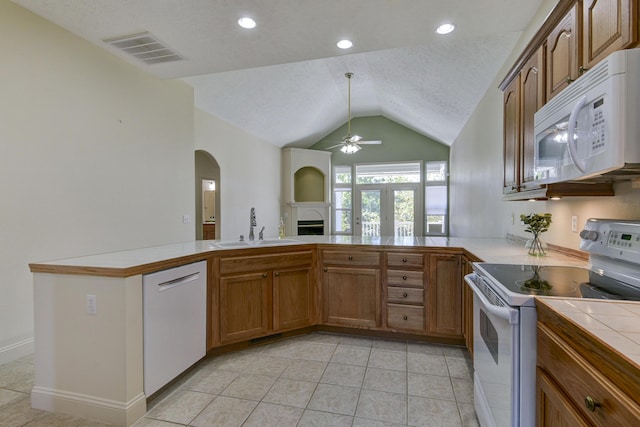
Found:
[214,239,301,249]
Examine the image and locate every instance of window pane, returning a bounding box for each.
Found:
[334,189,351,233]
[356,162,420,184]
[394,189,415,237]
[426,161,447,182]
[334,165,351,184]
[361,190,381,237]
[425,185,447,235]
[426,215,446,235]
[425,186,447,215]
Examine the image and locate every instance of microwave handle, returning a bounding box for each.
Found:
[567,95,587,173]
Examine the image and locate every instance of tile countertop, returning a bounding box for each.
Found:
[28,235,588,273]
[538,297,640,369]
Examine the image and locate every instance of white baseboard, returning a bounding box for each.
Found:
[0,338,34,365]
[31,387,146,426]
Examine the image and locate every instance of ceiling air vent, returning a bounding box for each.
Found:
[103,32,183,65]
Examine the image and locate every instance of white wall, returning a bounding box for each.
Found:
[194,109,282,240]
[450,0,640,245]
[0,2,195,363]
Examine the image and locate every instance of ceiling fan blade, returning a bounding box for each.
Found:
[358,140,382,145]
[325,144,345,150]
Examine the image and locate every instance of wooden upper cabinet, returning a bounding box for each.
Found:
[520,48,545,188]
[503,75,520,193]
[547,4,580,100]
[583,0,637,69]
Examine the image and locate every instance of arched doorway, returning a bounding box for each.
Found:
[195,150,221,240]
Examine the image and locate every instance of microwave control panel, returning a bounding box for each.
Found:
[589,96,606,153]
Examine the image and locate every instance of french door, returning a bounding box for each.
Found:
[354,184,421,237]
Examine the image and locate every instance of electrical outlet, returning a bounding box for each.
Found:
[571,216,578,233]
[182,214,191,224]
[87,294,97,315]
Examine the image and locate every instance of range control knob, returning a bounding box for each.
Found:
[579,230,599,241]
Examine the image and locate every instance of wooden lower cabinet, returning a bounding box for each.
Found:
[219,271,270,344]
[273,266,313,331]
[537,368,590,427]
[213,249,315,346]
[536,305,640,426]
[323,266,381,328]
[462,256,475,356]
[427,253,463,338]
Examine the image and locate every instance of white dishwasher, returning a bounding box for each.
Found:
[143,260,207,396]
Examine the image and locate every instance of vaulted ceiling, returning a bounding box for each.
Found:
[13,0,545,147]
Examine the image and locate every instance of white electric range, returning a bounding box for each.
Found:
[464,218,640,427]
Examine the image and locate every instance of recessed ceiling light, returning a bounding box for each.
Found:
[337,39,353,49]
[238,17,256,29]
[436,23,455,35]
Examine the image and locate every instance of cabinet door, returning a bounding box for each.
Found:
[462,257,475,356]
[323,266,381,328]
[273,267,312,331]
[583,0,635,70]
[503,75,520,194]
[427,254,463,338]
[537,368,591,427]
[547,4,580,100]
[520,47,545,188]
[219,271,270,344]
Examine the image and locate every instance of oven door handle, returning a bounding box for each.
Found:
[465,275,519,324]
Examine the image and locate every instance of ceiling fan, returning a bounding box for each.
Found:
[325,72,382,154]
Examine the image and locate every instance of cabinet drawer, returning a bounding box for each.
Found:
[220,251,312,275]
[537,323,640,426]
[322,250,381,266]
[387,286,423,304]
[387,304,424,332]
[387,270,423,287]
[387,252,424,268]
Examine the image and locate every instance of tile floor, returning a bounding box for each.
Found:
[0,332,478,426]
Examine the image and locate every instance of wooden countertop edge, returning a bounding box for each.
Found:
[536,299,640,404]
[29,243,469,277]
[29,254,212,278]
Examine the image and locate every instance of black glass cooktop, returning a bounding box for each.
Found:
[476,264,640,300]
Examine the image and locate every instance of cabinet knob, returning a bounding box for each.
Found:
[323,267,328,272]
[402,275,408,280]
[584,396,601,412]
[262,273,268,278]
[402,257,407,263]
[566,77,574,84]
[403,315,408,321]
[402,292,408,297]
[348,255,353,261]
[579,65,588,74]
[275,272,280,277]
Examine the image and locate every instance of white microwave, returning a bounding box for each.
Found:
[533,48,640,186]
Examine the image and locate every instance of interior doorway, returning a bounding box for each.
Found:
[195,150,220,240]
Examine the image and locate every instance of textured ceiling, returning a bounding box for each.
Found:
[13,0,545,147]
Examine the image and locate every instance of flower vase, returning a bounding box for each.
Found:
[527,233,546,256]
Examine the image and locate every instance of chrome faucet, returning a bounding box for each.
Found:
[259,227,265,240]
[249,207,257,241]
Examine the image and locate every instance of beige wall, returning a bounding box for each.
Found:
[450,0,640,246]
[0,2,195,362]
[194,109,282,240]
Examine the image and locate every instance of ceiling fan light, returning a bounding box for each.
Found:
[341,142,361,154]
